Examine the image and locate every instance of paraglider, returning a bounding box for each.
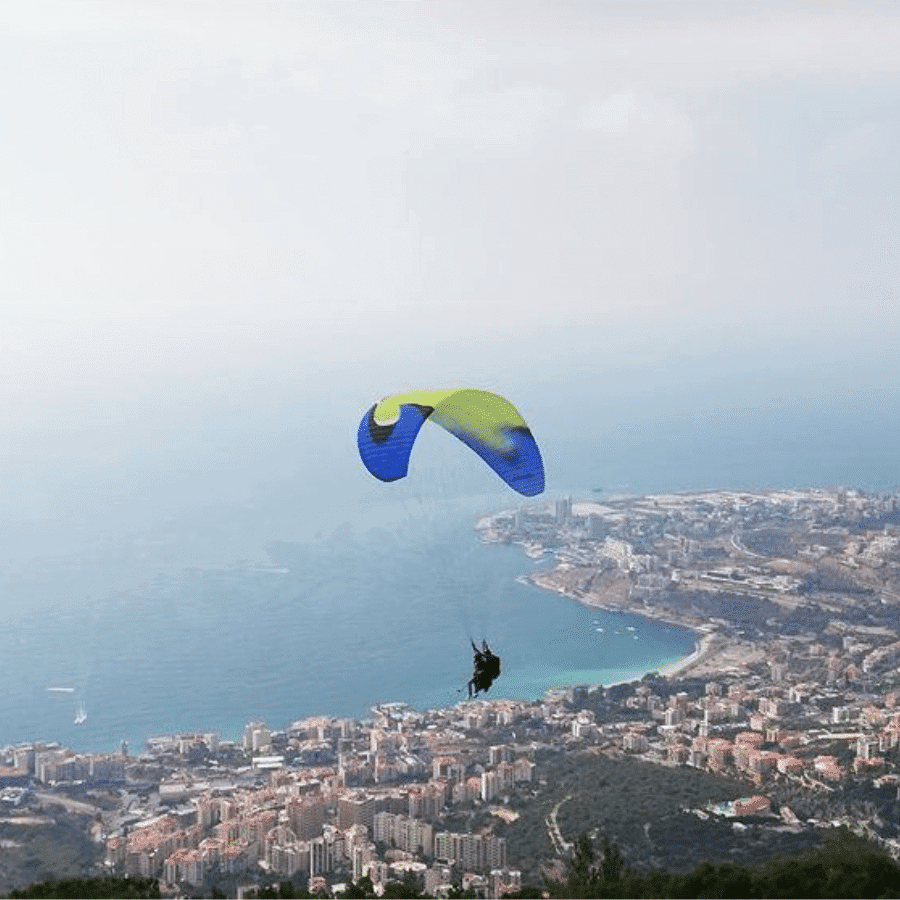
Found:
[467,639,501,697]
[357,388,544,497]
[357,388,543,700]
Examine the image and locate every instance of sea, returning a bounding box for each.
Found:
[0,494,697,754]
[2,393,900,753]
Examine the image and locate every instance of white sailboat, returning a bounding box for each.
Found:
[74,701,87,725]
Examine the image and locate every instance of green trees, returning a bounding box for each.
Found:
[4,876,160,898]
[545,833,627,899]
[246,881,312,898]
[336,875,421,899]
[341,876,375,898]
[543,828,900,899]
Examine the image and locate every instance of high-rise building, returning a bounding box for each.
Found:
[401,817,433,857]
[555,496,572,525]
[351,842,374,882]
[309,837,331,876]
[432,756,464,783]
[408,782,446,820]
[480,772,500,802]
[488,745,513,766]
[512,758,534,783]
[12,745,35,774]
[373,812,434,856]
[288,794,325,840]
[243,720,270,752]
[309,830,342,876]
[483,835,506,871]
[434,832,506,873]
[338,794,375,830]
[264,826,300,874]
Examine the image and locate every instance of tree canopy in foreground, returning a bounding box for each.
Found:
[3,876,159,899]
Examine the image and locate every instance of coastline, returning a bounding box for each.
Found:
[518,567,724,686]
[653,627,719,679]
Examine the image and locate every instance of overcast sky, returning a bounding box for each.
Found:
[1,2,899,526]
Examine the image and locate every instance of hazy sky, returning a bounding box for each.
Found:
[1,2,899,529]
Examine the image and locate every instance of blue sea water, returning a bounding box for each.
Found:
[0,495,696,753]
[4,390,900,753]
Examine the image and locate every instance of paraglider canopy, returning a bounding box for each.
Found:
[357,388,544,497]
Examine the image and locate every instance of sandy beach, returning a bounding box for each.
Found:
[654,627,719,678]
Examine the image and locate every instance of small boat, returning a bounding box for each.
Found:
[47,686,76,693]
[74,702,87,725]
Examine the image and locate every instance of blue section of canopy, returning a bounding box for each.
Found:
[357,402,431,483]
[441,421,545,497]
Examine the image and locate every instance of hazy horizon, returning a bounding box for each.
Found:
[2,1,899,565]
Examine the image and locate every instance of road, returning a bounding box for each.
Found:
[546,794,573,856]
[730,532,766,559]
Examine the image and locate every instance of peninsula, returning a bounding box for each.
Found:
[477,487,900,683]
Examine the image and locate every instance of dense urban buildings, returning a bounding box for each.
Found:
[7,488,900,896]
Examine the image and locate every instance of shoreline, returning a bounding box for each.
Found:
[653,628,718,679]
[518,568,723,686]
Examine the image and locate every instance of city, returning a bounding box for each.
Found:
[6,487,900,896]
